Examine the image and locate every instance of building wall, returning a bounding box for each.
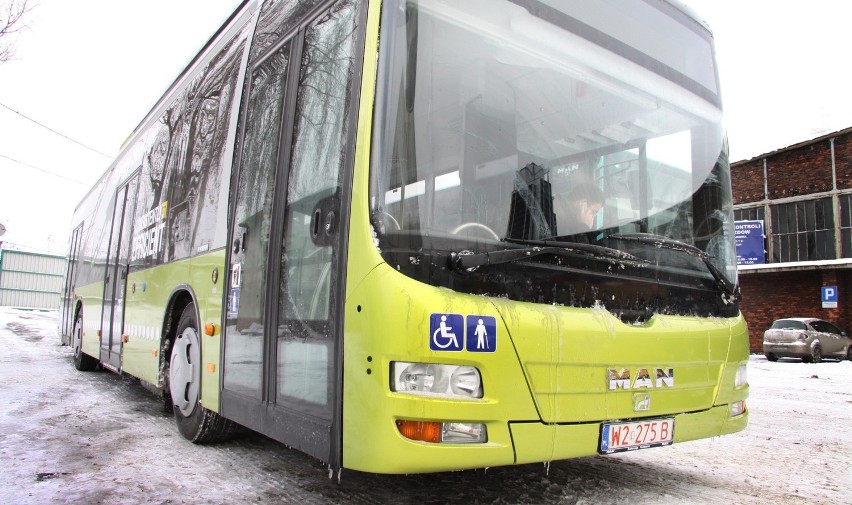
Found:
[733,128,852,206]
[732,158,764,203]
[0,250,66,309]
[834,132,852,190]
[739,269,850,351]
[767,142,833,199]
[732,127,852,352]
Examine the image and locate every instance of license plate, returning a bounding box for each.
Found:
[600,418,675,454]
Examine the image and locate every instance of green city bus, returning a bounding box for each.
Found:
[61,0,749,474]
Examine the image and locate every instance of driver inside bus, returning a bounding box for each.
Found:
[554,181,605,235]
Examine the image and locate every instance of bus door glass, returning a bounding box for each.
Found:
[275,0,357,417]
[61,223,83,344]
[100,173,139,369]
[223,0,359,463]
[224,42,293,400]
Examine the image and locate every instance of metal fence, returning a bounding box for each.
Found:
[0,249,66,309]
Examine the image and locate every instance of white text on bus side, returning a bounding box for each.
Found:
[131,203,167,261]
[131,221,166,261]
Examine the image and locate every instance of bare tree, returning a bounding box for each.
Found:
[0,0,33,63]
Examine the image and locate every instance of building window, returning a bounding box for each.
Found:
[734,207,764,222]
[840,195,852,258]
[769,198,835,262]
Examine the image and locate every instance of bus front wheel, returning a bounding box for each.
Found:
[168,302,236,443]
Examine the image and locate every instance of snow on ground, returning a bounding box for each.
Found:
[0,307,849,504]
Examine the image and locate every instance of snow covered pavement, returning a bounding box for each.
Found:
[0,307,849,504]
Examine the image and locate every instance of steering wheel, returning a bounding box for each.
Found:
[450,222,500,240]
[381,211,401,231]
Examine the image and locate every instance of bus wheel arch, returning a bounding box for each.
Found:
[169,302,204,438]
[72,303,98,371]
[161,293,236,443]
[158,291,194,401]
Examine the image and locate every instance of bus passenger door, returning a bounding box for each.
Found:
[100,174,139,370]
[222,35,293,402]
[61,223,84,345]
[222,0,361,470]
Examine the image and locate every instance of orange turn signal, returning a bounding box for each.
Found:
[204,323,216,336]
[396,420,442,443]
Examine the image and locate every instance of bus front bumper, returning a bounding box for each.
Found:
[510,404,748,464]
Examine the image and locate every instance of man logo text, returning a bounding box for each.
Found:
[607,368,674,390]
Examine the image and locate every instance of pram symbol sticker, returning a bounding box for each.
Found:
[429,314,464,351]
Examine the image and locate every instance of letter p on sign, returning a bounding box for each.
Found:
[822,286,838,308]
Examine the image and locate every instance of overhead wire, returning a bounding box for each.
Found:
[0,100,114,159]
[0,153,87,186]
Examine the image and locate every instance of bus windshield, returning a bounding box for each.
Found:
[371,0,738,318]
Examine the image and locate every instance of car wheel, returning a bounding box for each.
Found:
[167,302,237,443]
[846,346,852,361]
[811,346,822,363]
[764,353,778,362]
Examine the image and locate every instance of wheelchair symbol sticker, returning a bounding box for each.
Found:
[430,313,464,351]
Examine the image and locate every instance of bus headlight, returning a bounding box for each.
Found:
[392,362,483,399]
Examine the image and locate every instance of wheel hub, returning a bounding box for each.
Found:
[73,321,83,358]
[170,327,201,417]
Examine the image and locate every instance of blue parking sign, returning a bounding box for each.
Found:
[822,286,838,308]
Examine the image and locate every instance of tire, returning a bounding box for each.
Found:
[764,353,778,362]
[72,312,98,371]
[847,346,852,361]
[811,346,822,364]
[167,302,237,443]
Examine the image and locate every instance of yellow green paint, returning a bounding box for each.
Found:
[339,1,748,472]
[74,282,104,360]
[70,0,749,473]
[342,259,749,473]
[75,250,227,413]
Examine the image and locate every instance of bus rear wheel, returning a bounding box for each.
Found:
[168,302,236,443]
[72,312,98,372]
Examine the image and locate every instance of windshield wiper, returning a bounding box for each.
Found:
[607,233,738,299]
[450,239,649,271]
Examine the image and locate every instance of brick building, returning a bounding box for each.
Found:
[731,126,852,351]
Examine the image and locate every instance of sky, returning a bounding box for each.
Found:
[2,0,852,254]
[0,0,239,254]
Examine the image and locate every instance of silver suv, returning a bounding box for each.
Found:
[763,318,852,363]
